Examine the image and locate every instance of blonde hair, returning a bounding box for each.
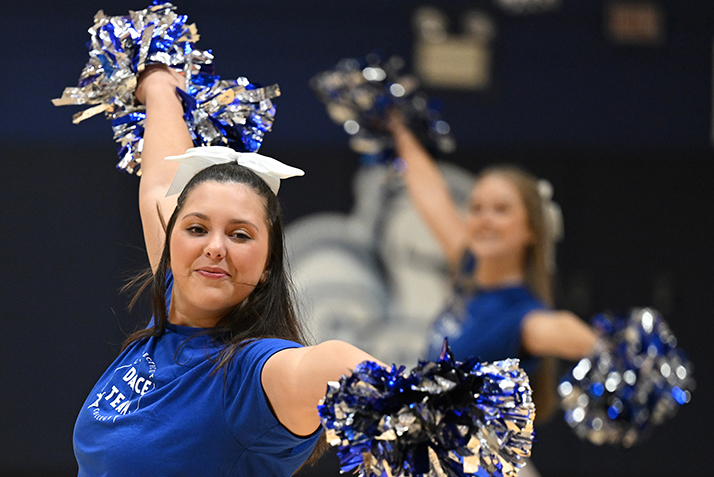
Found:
[476,164,562,421]
[476,165,559,305]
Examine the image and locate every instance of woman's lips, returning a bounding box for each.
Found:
[196,268,229,278]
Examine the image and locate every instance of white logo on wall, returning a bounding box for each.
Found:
[87,352,157,422]
[286,163,473,367]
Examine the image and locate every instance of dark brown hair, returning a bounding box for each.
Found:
[123,162,309,354]
[122,162,327,463]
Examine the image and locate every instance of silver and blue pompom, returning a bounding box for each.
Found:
[559,308,694,447]
[319,341,535,477]
[52,2,279,174]
[311,53,456,166]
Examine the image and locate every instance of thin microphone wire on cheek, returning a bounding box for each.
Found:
[232,270,269,289]
[233,279,265,289]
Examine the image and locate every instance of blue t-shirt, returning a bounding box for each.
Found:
[426,251,547,375]
[426,284,546,371]
[73,329,321,476]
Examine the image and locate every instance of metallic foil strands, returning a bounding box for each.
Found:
[311,52,456,165]
[53,2,198,114]
[318,340,535,477]
[178,79,280,154]
[559,308,694,447]
[53,2,279,175]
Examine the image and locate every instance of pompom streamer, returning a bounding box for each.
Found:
[53,2,279,174]
[310,53,456,165]
[319,341,535,477]
[559,308,695,447]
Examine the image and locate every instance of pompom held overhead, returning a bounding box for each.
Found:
[52,2,201,122]
[319,340,535,477]
[311,52,456,166]
[53,2,280,175]
[559,308,694,447]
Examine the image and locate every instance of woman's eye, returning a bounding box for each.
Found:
[230,231,251,241]
[187,225,207,235]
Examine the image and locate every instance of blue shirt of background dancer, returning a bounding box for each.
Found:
[427,284,547,375]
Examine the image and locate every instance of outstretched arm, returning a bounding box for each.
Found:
[521,310,599,361]
[261,341,385,436]
[134,66,193,272]
[389,114,468,266]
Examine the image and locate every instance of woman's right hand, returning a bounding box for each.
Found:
[135,64,185,105]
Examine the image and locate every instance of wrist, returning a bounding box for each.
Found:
[391,124,414,143]
[135,67,184,104]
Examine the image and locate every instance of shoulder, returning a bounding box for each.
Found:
[222,338,304,402]
[243,337,303,353]
[469,285,547,326]
[232,338,303,370]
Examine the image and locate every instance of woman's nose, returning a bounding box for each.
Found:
[205,235,226,259]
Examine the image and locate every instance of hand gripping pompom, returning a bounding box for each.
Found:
[318,341,535,477]
[52,1,279,174]
[559,308,694,447]
[310,52,455,166]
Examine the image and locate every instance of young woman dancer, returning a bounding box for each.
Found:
[388,115,598,422]
[72,65,382,476]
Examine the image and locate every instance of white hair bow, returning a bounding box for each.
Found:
[164,146,304,196]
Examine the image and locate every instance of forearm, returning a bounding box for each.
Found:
[391,122,467,265]
[134,67,192,269]
[554,315,598,360]
[392,124,450,198]
[139,76,192,189]
[262,340,384,435]
[521,310,599,361]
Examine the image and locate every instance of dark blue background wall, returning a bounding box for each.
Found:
[1,1,711,475]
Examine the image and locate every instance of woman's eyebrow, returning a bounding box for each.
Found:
[181,212,258,229]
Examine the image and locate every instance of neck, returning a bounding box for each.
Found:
[168,300,223,329]
[473,252,527,289]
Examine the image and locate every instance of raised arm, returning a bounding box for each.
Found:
[389,114,468,266]
[261,341,384,436]
[134,66,193,271]
[521,310,599,361]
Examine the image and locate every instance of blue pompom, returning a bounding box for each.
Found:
[311,52,456,166]
[559,308,694,447]
[319,340,535,477]
[53,3,280,175]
